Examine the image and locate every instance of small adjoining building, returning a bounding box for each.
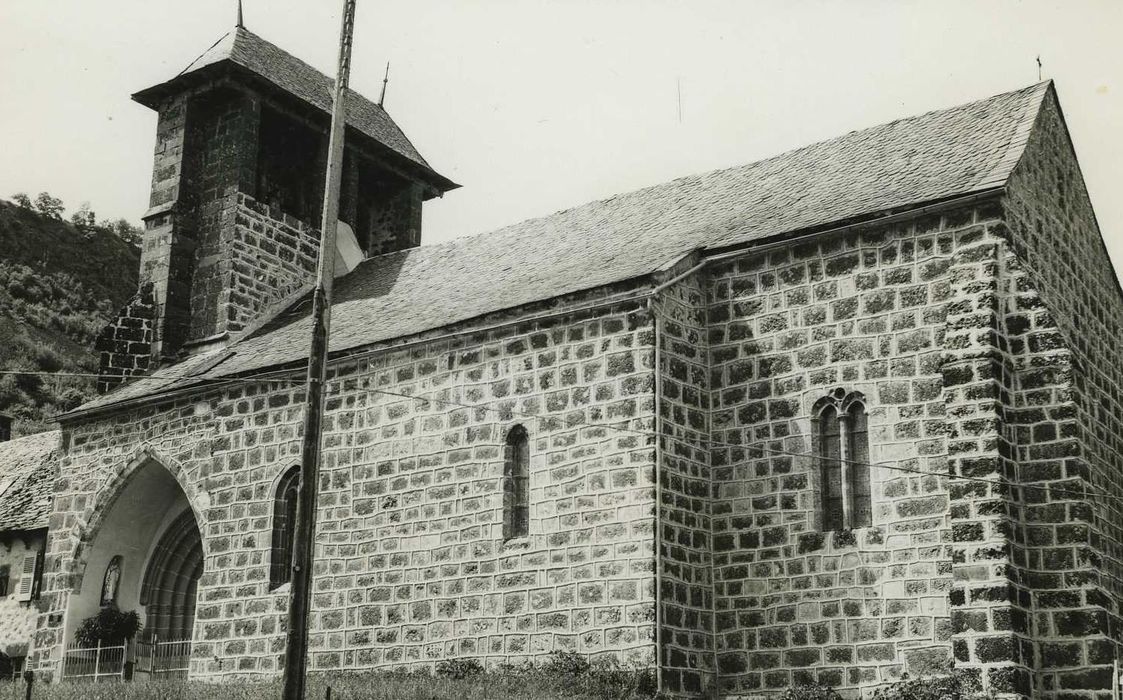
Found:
[0,431,57,678]
[11,17,1123,700]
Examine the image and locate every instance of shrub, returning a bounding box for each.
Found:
[435,657,484,680]
[541,649,590,676]
[73,604,142,646]
[587,656,657,699]
[530,651,656,700]
[780,683,843,700]
[871,669,989,700]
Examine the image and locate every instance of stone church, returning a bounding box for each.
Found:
[13,18,1123,700]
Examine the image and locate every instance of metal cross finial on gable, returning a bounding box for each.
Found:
[379,62,390,107]
[237,0,244,28]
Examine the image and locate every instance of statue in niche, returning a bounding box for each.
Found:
[100,556,122,606]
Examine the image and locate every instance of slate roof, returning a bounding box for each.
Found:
[0,431,58,532]
[72,81,1051,417]
[132,26,457,194]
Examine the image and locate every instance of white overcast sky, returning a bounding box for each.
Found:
[1,1,1120,271]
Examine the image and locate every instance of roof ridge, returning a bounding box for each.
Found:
[178,29,234,78]
[231,26,433,167]
[80,80,1061,418]
[232,26,331,99]
[355,81,1050,262]
[968,80,1052,192]
[135,26,453,190]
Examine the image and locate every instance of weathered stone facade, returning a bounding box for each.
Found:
[45,196,1118,697]
[101,27,454,374]
[225,194,320,335]
[994,88,1123,697]
[27,34,1122,700]
[37,287,662,678]
[95,282,156,394]
[654,262,717,695]
[704,208,970,695]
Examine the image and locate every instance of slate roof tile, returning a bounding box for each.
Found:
[0,431,59,532]
[74,81,1051,416]
[133,26,456,192]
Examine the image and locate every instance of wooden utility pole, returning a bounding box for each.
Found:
[281,1,357,698]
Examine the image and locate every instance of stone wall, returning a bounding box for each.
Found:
[144,95,188,214]
[225,194,319,335]
[654,265,715,696]
[940,223,1039,698]
[38,294,660,678]
[183,89,260,344]
[96,283,157,394]
[363,181,424,256]
[1000,88,1123,698]
[139,93,194,360]
[49,83,1123,697]
[704,211,972,696]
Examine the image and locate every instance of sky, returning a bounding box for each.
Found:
[1,0,1121,270]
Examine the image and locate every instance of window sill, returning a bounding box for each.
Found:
[821,526,881,548]
[500,537,531,551]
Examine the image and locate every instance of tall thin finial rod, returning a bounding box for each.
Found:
[1037,55,1043,81]
[236,0,244,28]
[379,62,390,107]
[676,77,682,124]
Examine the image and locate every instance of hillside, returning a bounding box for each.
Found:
[0,198,140,436]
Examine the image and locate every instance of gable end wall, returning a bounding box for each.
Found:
[999,88,1123,699]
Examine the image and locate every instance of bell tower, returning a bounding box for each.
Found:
[95,22,457,392]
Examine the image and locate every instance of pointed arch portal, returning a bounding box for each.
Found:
[140,509,203,641]
[65,456,204,651]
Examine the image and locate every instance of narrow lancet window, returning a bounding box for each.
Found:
[819,405,845,531]
[848,401,872,528]
[503,425,530,540]
[817,391,873,531]
[270,466,301,588]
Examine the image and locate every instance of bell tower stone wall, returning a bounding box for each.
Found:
[98,72,436,393]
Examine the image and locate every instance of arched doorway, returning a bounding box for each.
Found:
[139,509,203,641]
[62,455,203,680]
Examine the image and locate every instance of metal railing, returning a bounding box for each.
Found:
[134,636,192,678]
[59,640,127,682]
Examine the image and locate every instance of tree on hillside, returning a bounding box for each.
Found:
[71,202,97,232]
[102,217,142,246]
[34,192,65,219]
[9,191,141,247]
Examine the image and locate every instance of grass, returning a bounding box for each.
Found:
[0,669,659,700]
[0,652,660,700]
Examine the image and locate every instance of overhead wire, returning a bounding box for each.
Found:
[4,365,1121,506]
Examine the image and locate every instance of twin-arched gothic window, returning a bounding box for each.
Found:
[816,391,871,530]
[503,425,530,540]
[270,466,301,589]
